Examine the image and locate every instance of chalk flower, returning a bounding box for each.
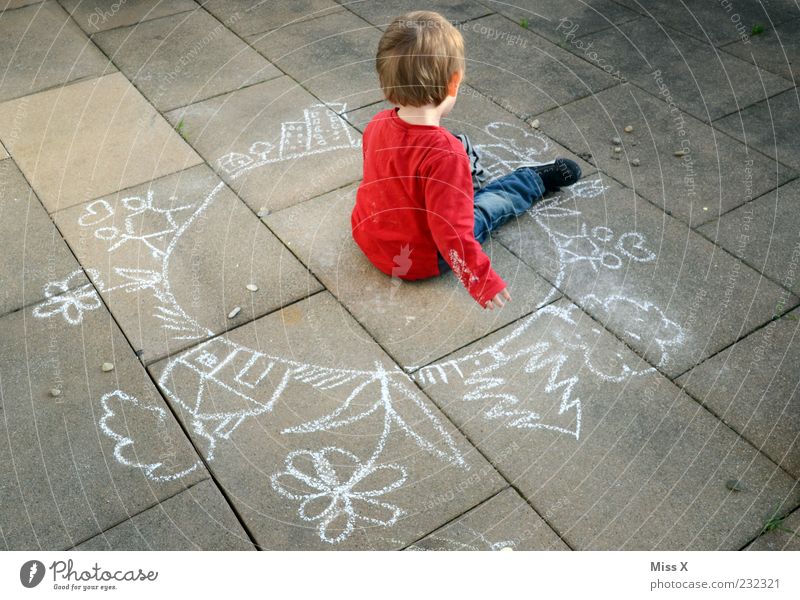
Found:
[271,447,407,544]
[32,270,102,325]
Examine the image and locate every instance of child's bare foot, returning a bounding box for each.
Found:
[530,158,581,192]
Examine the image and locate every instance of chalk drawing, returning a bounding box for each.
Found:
[271,447,407,544]
[99,390,201,482]
[408,526,516,551]
[32,269,103,325]
[29,103,688,545]
[216,102,360,178]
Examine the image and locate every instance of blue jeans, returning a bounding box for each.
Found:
[436,135,545,274]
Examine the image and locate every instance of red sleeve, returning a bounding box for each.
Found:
[421,149,507,306]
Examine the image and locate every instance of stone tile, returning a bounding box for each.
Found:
[406,488,569,550]
[2,0,43,9]
[745,506,800,551]
[267,184,559,368]
[164,76,363,213]
[459,14,619,121]
[0,141,8,160]
[0,72,202,213]
[93,9,281,112]
[0,1,113,102]
[147,291,506,549]
[344,0,491,28]
[494,175,798,378]
[346,83,595,177]
[0,160,85,317]
[201,0,344,38]
[247,10,384,111]
[676,306,800,479]
[698,179,800,296]
[417,298,800,549]
[0,297,207,550]
[614,0,799,47]
[576,17,791,122]
[491,0,639,44]
[721,18,800,82]
[60,0,198,33]
[537,84,791,227]
[714,88,800,169]
[53,164,321,365]
[75,480,255,550]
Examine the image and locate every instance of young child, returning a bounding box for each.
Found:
[351,10,581,309]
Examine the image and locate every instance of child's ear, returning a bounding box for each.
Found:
[447,71,463,96]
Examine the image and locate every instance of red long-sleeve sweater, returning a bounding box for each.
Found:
[351,108,506,306]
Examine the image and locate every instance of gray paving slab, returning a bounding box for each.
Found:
[745,506,800,551]
[613,0,799,47]
[0,159,85,317]
[459,14,619,122]
[0,296,207,550]
[417,297,800,550]
[575,17,792,122]
[147,291,506,549]
[75,480,255,550]
[2,0,42,9]
[201,0,344,38]
[164,76,363,214]
[0,72,203,213]
[93,9,281,112]
[406,488,569,550]
[698,179,800,296]
[494,174,799,378]
[536,83,791,227]
[266,183,559,369]
[246,10,384,111]
[343,0,491,28]
[60,0,198,33]
[721,18,800,83]
[490,0,639,44]
[715,88,800,169]
[0,1,113,102]
[676,306,800,479]
[53,164,321,365]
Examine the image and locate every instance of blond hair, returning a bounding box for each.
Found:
[376,11,465,107]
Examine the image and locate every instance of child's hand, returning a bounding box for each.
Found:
[484,288,511,310]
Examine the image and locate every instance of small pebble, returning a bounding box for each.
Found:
[624,125,633,133]
[611,136,622,145]
[246,283,259,292]
[725,479,746,492]
[674,149,688,157]
[613,146,622,153]
[703,206,708,211]
[631,158,640,167]
[228,306,241,319]
[50,388,61,398]
[257,209,271,218]
[500,546,515,551]
[530,119,540,129]
[101,362,114,372]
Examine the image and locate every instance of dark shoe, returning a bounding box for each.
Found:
[529,158,581,192]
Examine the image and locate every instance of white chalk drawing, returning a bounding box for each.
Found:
[99,391,201,482]
[32,269,103,325]
[271,447,407,544]
[408,526,516,551]
[30,104,688,545]
[216,102,360,178]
